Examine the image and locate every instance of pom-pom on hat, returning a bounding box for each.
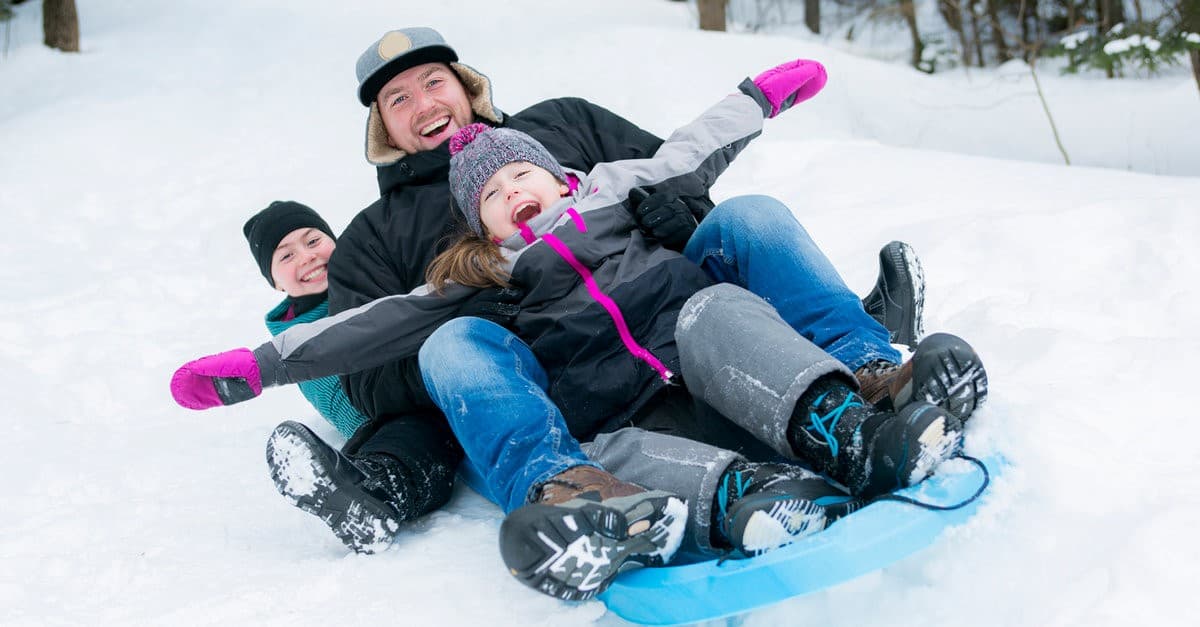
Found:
[448,123,567,236]
[243,201,335,287]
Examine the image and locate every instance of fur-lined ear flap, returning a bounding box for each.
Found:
[363,62,506,166]
[451,62,504,125]
[365,102,405,166]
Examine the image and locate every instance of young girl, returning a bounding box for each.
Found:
[241,201,369,439]
[172,59,972,599]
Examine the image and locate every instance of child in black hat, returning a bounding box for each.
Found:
[243,201,368,439]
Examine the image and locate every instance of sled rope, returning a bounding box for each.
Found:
[871,454,990,511]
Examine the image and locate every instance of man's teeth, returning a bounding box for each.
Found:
[420,117,450,137]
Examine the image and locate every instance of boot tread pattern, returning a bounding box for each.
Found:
[265,422,399,555]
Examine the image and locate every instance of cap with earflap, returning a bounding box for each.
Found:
[356,27,505,166]
[243,201,334,287]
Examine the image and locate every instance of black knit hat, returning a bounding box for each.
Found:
[243,201,335,287]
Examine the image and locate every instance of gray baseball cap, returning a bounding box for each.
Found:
[355,27,458,106]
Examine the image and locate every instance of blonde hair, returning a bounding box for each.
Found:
[426,233,511,293]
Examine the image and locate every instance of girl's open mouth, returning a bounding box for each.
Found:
[512,202,542,223]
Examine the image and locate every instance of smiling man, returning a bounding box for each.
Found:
[374,62,474,155]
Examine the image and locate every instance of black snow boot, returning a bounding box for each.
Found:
[498,465,687,601]
[714,461,864,557]
[861,241,925,349]
[787,376,963,497]
[265,421,414,554]
[855,332,989,423]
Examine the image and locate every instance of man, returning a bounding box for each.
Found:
[262,27,967,596]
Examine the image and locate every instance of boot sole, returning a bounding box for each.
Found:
[908,412,962,486]
[883,241,925,348]
[864,241,925,348]
[732,495,827,556]
[498,492,686,601]
[859,404,962,497]
[265,422,400,554]
[896,333,988,423]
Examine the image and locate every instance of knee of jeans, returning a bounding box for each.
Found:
[419,317,499,376]
[710,194,801,234]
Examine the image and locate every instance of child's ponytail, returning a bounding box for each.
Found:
[426,234,511,293]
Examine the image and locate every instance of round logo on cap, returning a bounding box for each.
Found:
[377,31,412,60]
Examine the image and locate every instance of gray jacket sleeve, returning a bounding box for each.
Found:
[252,283,477,388]
[578,92,765,215]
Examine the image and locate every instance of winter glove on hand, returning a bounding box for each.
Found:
[457,285,525,328]
[629,188,698,252]
[738,59,827,119]
[171,348,263,410]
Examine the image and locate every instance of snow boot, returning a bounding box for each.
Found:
[714,461,863,557]
[855,332,989,423]
[498,465,687,601]
[861,241,925,349]
[787,376,963,498]
[265,421,412,554]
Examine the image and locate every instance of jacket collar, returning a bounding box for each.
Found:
[375,142,451,194]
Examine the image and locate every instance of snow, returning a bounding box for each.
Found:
[2,0,1199,625]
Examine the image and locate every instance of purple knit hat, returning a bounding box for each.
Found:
[448,123,567,236]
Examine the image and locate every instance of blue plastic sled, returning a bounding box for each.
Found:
[599,455,1003,625]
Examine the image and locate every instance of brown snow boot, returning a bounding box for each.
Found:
[854,332,988,423]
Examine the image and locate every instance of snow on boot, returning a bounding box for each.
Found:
[265,421,411,554]
[861,241,925,349]
[787,377,963,497]
[714,461,861,557]
[498,465,686,601]
[855,332,989,423]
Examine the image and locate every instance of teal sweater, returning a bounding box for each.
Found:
[265,297,369,438]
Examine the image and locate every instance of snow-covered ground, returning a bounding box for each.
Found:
[2,1,1198,625]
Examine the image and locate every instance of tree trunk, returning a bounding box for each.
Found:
[43,0,79,52]
[805,0,820,34]
[986,0,1011,63]
[1192,50,1200,94]
[899,0,924,69]
[698,0,727,32]
[1019,5,1031,61]
[1183,0,1200,94]
[969,0,986,66]
[939,0,972,66]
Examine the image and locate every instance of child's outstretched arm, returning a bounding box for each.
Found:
[170,281,481,411]
[579,58,826,224]
[171,348,262,409]
[738,58,827,119]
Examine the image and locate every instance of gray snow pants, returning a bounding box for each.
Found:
[584,283,852,555]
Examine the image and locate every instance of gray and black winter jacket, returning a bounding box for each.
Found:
[262,93,766,440]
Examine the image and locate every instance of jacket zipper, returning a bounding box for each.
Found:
[518,210,675,383]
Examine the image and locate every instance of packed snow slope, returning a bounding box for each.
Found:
[1,1,1197,625]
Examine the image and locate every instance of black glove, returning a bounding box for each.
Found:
[629,188,699,252]
[457,285,525,328]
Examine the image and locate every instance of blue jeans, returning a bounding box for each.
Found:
[685,195,900,371]
[418,317,596,513]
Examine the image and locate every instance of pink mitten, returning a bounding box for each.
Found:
[742,59,827,119]
[170,348,263,410]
